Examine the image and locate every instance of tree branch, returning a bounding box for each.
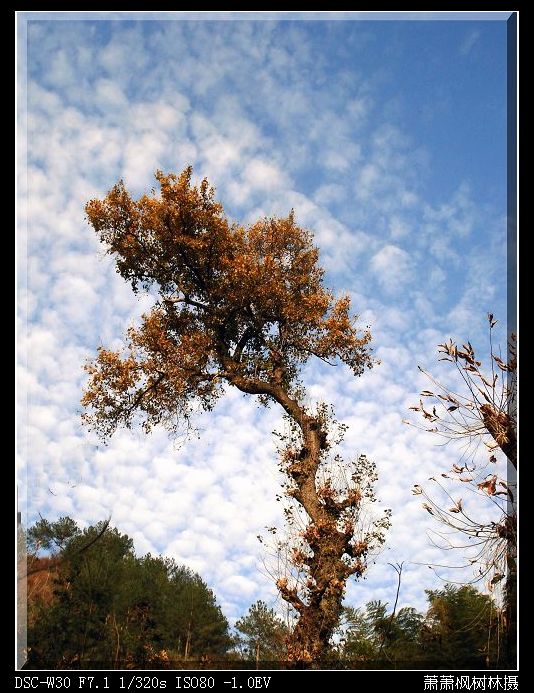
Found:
[20,518,112,581]
[164,296,212,313]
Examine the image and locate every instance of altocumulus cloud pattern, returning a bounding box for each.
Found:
[18,14,509,623]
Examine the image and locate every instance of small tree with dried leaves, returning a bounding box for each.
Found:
[406,316,516,666]
[82,167,387,665]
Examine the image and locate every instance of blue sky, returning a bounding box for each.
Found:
[18,13,512,625]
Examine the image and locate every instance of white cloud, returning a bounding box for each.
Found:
[94,78,127,110]
[371,244,413,293]
[357,163,380,198]
[313,183,346,206]
[389,215,410,240]
[221,575,257,599]
[244,159,289,192]
[460,30,480,56]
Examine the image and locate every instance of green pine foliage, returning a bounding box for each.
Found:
[422,585,501,669]
[235,600,289,663]
[337,585,504,669]
[26,518,231,669]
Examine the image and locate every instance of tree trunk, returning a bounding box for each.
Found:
[111,612,121,669]
[480,404,516,469]
[284,588,344,666]
[282,415,347,665]
[184,626,191,661]
[502,512,517,668]
[226,366,364,666]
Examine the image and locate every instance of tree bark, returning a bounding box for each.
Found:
[480,404,516,469]
[224,365,360,665]
[280,412,356,665]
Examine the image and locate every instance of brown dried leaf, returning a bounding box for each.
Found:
[493,355,511,372]
[477,475,497,495]
[476,387,491,402]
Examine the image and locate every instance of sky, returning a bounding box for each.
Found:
[17,12,512,626]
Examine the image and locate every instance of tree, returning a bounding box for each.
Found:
[165,564,231,661]
[339,603,379,664]
[26,518,231,668]
[82,166,389,665]
[340,601,424,668]
[340,586,502,670]
[407,316,516,666]
[262,446,390,665]
[27,520,135,668]
[422,584,501,669]
[235,600,289,666]
[28,516,81,552]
